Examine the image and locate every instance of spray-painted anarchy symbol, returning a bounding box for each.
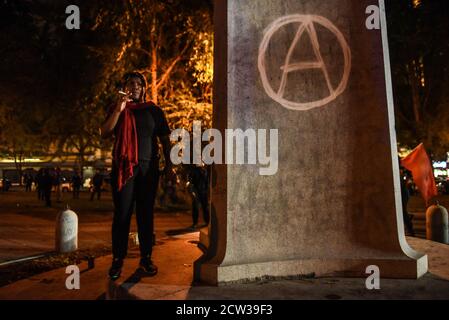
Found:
[258,14,352,111]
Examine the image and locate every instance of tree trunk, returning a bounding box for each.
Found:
[149,15,159,104]
[13,152,23,186]
[151,46,158,104]
[78,150,85,181]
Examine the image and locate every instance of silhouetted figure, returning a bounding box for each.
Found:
[72,170,82,199]
[186,164,210,229]
[2,177,11,192]
[54,167,62,202]
[158,175,178,207]
[90,170,104,201]
[24,174,33,192]
[443,179,449,195]
[400,167,415,236]
[41,169,53,207]
[35,169,44,200]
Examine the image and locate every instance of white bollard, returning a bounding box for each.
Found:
[56,206,78,253]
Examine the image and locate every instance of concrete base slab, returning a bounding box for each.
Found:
[109,237,448,300]
[199,256,428,285]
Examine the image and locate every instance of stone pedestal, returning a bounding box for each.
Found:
[195,0,427,285]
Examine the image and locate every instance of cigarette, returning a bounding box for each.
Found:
[118,91,128,96]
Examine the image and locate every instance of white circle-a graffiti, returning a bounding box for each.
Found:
[258,14,352,111]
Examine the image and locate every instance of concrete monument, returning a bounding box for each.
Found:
[195,0,428,285]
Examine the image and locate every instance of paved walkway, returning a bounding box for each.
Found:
[0,231,202,300]
[0,189,194,263]
[0,190,448,300]
[0,235,448,300]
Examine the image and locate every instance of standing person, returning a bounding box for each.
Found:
[54,167,62,203]
[24,173,33,192]
[186,164,210,229]
[72,170,82,199]
[41,169,53,207]
[2,177,11,192]
[90,169,104,201]
[400,165,415,236]
[159,173,178,208]
[101,71,173,280]
[35,169,44,200]
[444,179,449,195]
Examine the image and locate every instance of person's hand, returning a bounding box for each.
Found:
[115,91,132,113]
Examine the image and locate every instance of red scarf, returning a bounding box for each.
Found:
[113,102,154,191]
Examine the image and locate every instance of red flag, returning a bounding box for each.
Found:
[401,143,438,206]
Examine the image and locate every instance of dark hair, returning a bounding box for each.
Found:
[122,71,147,102]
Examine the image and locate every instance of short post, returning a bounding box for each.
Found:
[55,205,78,253]
[426,203,449,245]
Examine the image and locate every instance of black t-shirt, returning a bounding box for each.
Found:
[110,105,171,162]
[133,106,171,161]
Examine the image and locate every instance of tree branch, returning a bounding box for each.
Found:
[132,47,152,58]
[156,24,163,49]
[156,42,190,90]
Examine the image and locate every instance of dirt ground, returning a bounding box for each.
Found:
[0,187,200,287]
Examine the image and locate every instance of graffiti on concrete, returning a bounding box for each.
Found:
[258,14,351,111]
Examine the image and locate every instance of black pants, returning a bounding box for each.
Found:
[37,188,44,200]
[192,191,210,225]
[73,187,80,199]
[44,189,51,207]
[111,160,160,260]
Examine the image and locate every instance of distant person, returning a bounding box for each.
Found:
[158,174,178,208]
[54,167,62,203]
[407,178,415,196]
[443,179,449,195]
[35,169,44,200]
[41,169,53,207]
[400,166,415,236]
[90,170,104,201]
[72,170,82,199]
[24,173,33,192]
[2,177,11,192]
[186,164,210,229]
